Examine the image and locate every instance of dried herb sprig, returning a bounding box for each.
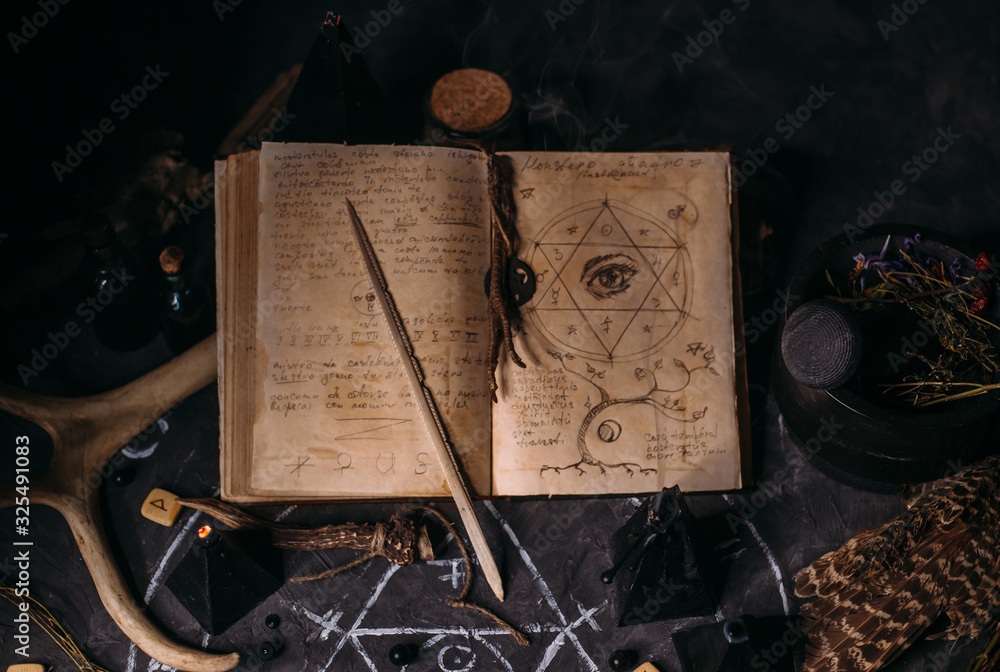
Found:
[967,621,1000,672]
[0,585,111,672]
[828,236,998,407]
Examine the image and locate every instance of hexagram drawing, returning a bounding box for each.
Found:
[526,197,695,362]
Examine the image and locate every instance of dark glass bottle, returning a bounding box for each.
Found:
[158,246,213,353]
[79,214,159,351]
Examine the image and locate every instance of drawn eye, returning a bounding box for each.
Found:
[580,254,639,300]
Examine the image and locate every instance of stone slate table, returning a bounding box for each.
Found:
[1,1,998,671]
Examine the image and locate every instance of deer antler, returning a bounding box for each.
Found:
[0,336,239,672]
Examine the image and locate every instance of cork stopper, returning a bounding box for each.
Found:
[429,68,512,133]
[159,246,185,274]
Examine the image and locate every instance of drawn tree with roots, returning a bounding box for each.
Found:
[540,345,719,477]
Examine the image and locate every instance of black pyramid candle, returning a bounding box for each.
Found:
[165,525,283,635]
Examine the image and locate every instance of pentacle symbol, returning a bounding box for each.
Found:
[351,279,379,315]
[527,198,695,361]
[286,501,610,672]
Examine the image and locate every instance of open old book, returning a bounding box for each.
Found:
[216,143,750,501]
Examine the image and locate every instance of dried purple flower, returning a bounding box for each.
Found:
[949,258,962,283]
[878,235,891,261]
[856,236,895,270]
[903,233,922,252]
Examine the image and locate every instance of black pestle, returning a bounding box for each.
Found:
[780,299,862,390]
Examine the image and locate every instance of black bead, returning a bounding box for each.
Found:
[265,614,281,629]
[723,617,749,644]
[482,258,537,307]
[389,643,416,666]
[111,465,135,486]
[257,641,276,660]
[609,649,637,671]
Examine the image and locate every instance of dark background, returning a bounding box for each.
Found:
[0,1,998,671]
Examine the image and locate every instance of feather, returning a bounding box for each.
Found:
[795,456,1000,672]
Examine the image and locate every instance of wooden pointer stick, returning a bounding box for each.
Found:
[0,336,239,672]
[345,198,506,602]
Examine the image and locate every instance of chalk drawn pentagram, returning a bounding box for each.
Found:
[296,501,609,672]
[527,197,694,362]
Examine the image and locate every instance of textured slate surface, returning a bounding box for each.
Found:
[1,1,999,671]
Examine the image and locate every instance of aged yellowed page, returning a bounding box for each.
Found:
[492,151,740,495]
[251,143,492,498]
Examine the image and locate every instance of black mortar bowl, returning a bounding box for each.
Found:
[772,225,1000,491]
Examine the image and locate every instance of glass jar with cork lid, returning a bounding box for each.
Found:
[423,68,521,150]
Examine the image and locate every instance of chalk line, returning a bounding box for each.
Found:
[436,557,464,589]
[123,441,159,459]
[575,601,602,631]
[292,604,343,642]
[351,635,379,672]
[483,501,564,625]
[353,625,550,637]
[723,494,791,616]
[537,606,600,672]
[293,502,607,671]
[421,633,448,649]
[483,500,600,672]
[322,563,400,670]
[129,504,207,670]
[473,632,515,672]
[126,642,137,672]
[536,630,567,672]
[144,511,200,603]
